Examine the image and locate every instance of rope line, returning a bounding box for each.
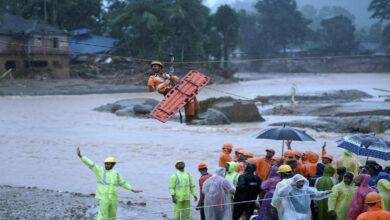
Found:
[97,188,353,219]
[0,39,388,65]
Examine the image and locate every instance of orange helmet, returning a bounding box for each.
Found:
[284,150,294,158]
[322,154,333,161]
[293,150,302,158]
[223,142,233,150]
[244,151,254,158]
[272,155,282,163]
[235,147,244,153]
[150,61,163,68]
[365,192,382,203]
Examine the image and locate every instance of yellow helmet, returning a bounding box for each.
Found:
[104,157,116,163]
[278,165,292,173]
[175,160,185,166]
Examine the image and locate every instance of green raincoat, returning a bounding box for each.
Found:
[377,179,390,211]
[328,181,357,220]
[316,166,335,220]
[225,162,240,187]
[169,170,196,220]
[81,156,133,220]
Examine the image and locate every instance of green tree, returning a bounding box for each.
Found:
[319,16,358,52]
[255,0,311,54]
[368,0,390,44]
[212,4,239,68]
[0,0,105,33]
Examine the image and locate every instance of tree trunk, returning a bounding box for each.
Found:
[49,0,58,27]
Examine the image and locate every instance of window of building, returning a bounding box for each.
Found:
[24,61,48,68]
[5,60,16,70]
[53,38,59,48]
[53,61,62,68]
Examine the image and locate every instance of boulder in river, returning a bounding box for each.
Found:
[94,98,159,117]
[199,97,265,122]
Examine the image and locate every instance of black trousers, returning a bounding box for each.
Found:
[233,202,255,220]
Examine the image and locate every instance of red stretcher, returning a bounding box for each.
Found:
[150,70,210,123]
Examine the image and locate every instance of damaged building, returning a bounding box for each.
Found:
[0,14,69,78]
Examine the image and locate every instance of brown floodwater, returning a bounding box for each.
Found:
[1,73,389,219]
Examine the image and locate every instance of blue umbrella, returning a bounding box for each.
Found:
[337,134,390,161]
[254,125,316,158]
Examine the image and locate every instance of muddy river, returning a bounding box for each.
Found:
[1,73,389,219]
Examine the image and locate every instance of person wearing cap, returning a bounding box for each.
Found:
[328,172,357,220]
[234,148,246,174]
[286,141,306,175]
[356,192,390,220]
[271,165,294,220]
[219,143,233,168]
[169,160,197,220]
[233,147,244,160]
[76,147,141,220]
[196,163,212,220]
[255,148,275,181]
[147,60,199,123]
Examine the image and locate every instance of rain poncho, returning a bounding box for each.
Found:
[271,177,293,220]
[315,166,336,220]
[225,162,240,187]
[356,197,390,220]
[233,163,262,220]
[377,179,390,211]
[328,178,357,220]
[203,167,235,220]
[347,174,375,220]
[259,166,281,220]
[378,172,390,181]
[278,174,330,220]
[335,150,361,178]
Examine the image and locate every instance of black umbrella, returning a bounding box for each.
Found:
[337,134,390,161]
[254,125,316,158]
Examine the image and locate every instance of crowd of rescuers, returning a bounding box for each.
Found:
[184,141,390,220]
[78,142,390,220]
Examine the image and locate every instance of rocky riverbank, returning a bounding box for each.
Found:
[0,185,166,220]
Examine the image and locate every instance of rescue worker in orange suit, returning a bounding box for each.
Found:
[286,141,306,175]
[304,151,319,179]
[196,163,213,220]
[356,192,390,220]
[147,61,200,123]
[233,147,244,160]
[321,142,333,167]
[256,149,275,181]
[234,149,246,174]
[219,143,233,168]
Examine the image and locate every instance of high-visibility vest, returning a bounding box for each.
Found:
[82,156,132,200]
[169,170,196,202]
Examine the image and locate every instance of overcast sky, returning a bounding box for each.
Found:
[204,0,378,28]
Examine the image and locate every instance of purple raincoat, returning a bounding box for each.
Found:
[259,166,281,220]
[347,174,375,220]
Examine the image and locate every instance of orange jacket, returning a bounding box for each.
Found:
[304,151,319,177]
[256,157,272,181]
[295,160,306,175]
[219,150,232,168]
[356,202,390,220]
[147,72,179,94]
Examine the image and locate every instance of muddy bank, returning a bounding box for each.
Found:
[0,185,166,220]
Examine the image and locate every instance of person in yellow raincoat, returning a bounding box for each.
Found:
[169,161,197,220]
[377,178,390,211]
[226,162,240,187]
[328,172,357,220]
[334,150,361,178]
[77,147,141,220]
